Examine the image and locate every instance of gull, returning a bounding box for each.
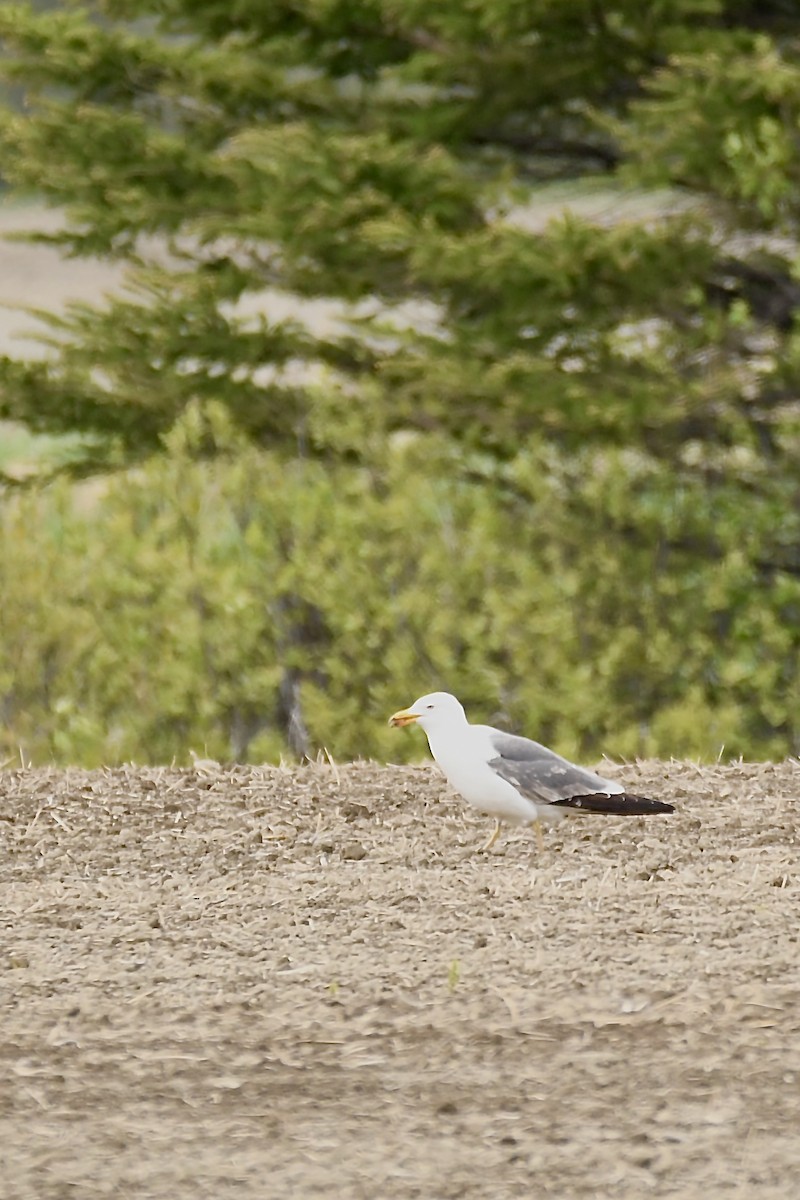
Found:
[389,691,674,851]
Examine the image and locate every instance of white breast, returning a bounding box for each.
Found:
[424,724,543,825]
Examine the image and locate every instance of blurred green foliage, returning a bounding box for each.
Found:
[0,1,799,763]
[1,395,798,765]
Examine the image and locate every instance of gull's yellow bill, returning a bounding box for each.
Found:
[388,707,420,728]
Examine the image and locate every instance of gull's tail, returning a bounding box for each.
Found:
[552,792,674,815]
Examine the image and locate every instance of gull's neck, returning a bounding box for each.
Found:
[424,716,492,770]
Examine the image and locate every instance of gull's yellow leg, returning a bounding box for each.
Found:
[533,819,545,853]
[481,819,501,852]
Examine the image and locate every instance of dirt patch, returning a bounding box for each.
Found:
[1,759,799,1198]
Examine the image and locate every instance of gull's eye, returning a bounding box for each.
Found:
[426,704,435,709]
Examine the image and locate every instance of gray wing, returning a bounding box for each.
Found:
[482,727,623,805]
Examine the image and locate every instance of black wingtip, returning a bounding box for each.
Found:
[552,792,675,816]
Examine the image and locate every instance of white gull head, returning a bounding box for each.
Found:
[388,691,468,734]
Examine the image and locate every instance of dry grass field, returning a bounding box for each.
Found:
[2,758,799,1198]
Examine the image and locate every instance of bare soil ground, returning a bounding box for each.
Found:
[1,759,800,1199]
